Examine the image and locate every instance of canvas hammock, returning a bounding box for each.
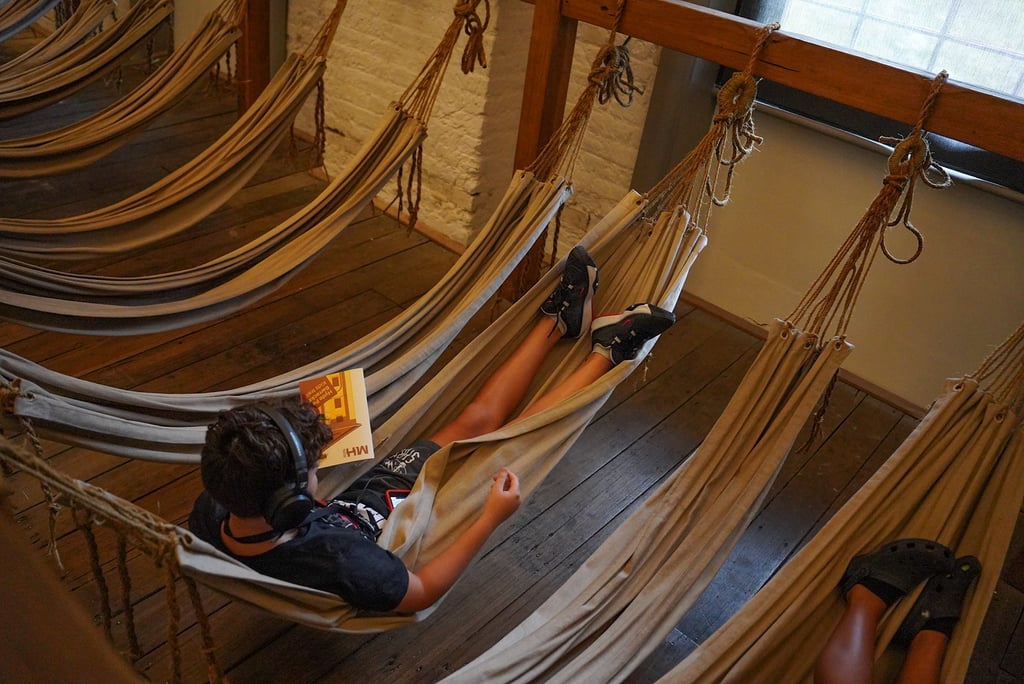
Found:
[0,0,63,44]
[0,0,244,178]
[0,0,647,459]
[0,0,113,78]
[0,0,172,119]
[0,25,766,680]
[666,321,1024,684]
[0,4,343,262]
[443,73,956,684]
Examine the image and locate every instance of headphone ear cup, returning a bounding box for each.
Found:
[264,485,316,532]
[258,405,314,532]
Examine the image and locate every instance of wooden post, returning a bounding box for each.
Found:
[502,0,579,301]
[236,0,271,113]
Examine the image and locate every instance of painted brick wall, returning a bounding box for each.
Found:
[287,0,660,251]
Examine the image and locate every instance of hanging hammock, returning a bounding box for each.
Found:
[667,322,1024,684]
[0,0,113,78]
[444,72,955,684]
[0,0,244,178]
[0,2,342,261]
[0,0,63,44]
[0,16,765,665]
[0,1,642,459]
[0,0,553,456]
[0,0,172,119]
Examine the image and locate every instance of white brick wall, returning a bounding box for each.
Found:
[287,0,659,251]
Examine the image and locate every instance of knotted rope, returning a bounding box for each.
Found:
[456,0,490,73]
[0,380,224,683]
[790,70,952,342]
[643,22,777,229]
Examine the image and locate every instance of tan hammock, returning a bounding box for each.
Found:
[669,324,1024,683]
[444,73,955,684]
[0,0,172,119]
[0,0,244,178]
[0,30,768,684]
[0,0,113,77]
[0,0,62,43]
[0,2,342,260]
[0,1,639,458]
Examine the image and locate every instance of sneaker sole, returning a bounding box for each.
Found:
[591,303,675,332]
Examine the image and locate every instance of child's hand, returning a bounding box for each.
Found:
[481,467,521,526]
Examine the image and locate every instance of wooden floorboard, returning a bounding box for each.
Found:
[2,39,1022,684]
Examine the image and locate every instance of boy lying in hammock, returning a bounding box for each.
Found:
[189,246,676,613]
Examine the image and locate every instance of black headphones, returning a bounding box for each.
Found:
[259,406,316,531]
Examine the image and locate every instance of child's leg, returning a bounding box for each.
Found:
[815,539,955,684]
[429,319,566,445]
[814,584,887,684]
[429,246,599,446]
[516,302,677,423]
[894,630,947,684]
[892,555,981,684]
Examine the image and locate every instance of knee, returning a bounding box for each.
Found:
[449,401,504,440]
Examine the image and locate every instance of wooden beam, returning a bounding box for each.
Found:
[555,0,1024,161]
[504,0,580,300]
[514,0,579,168]
[236,0,271,113]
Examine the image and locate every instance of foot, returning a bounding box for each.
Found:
[591,303,676,365]
[839,538,955,607]
[893,555,981,646]
[540,246,599,339]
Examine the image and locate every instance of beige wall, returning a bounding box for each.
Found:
[689,114,1024,409]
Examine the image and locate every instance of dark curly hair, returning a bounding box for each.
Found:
[200,399,333,517]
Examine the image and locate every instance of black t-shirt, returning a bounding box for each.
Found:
[189,492,409,612]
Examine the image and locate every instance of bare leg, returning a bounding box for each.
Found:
[513,353,612,423]
[814,585,888,684]
[429,319,564,446]
[894,630,947,684]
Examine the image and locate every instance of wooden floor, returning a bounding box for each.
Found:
[2,44,1023,684]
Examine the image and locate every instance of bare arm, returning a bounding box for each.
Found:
[394,468,521,613]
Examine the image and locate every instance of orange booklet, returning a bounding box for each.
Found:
[298,369,374,468]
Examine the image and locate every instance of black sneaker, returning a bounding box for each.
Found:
[591,303,676,365]
[540,245,599,339]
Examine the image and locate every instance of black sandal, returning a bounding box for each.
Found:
[839,538,955,604]
[893,555,981,647]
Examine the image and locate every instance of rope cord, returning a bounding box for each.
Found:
[400,0,490,124]
[643,22,777,228]
[0,391,223,682]
[787,71,952,341]
[526,0,639,183]
[972,320,1024,417]
[117,535,143,659]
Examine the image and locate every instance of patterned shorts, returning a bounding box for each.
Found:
[335,439,441,522]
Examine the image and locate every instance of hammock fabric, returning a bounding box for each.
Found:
[0,0,244,178]
[668,325,1024,684]
[0,11,764,646]
[0,0,172,119]
[0,3,342,261]
[445,73,954,684]
[161,16,771,634]
[0,0,62,44]
[0,0,566,458]
[0,0,112,78]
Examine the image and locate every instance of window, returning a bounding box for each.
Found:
[731,0,1024,193]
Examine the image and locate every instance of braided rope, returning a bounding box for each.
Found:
[0,381,223,682]
[643,23,776,229]
[789,71,952,341]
